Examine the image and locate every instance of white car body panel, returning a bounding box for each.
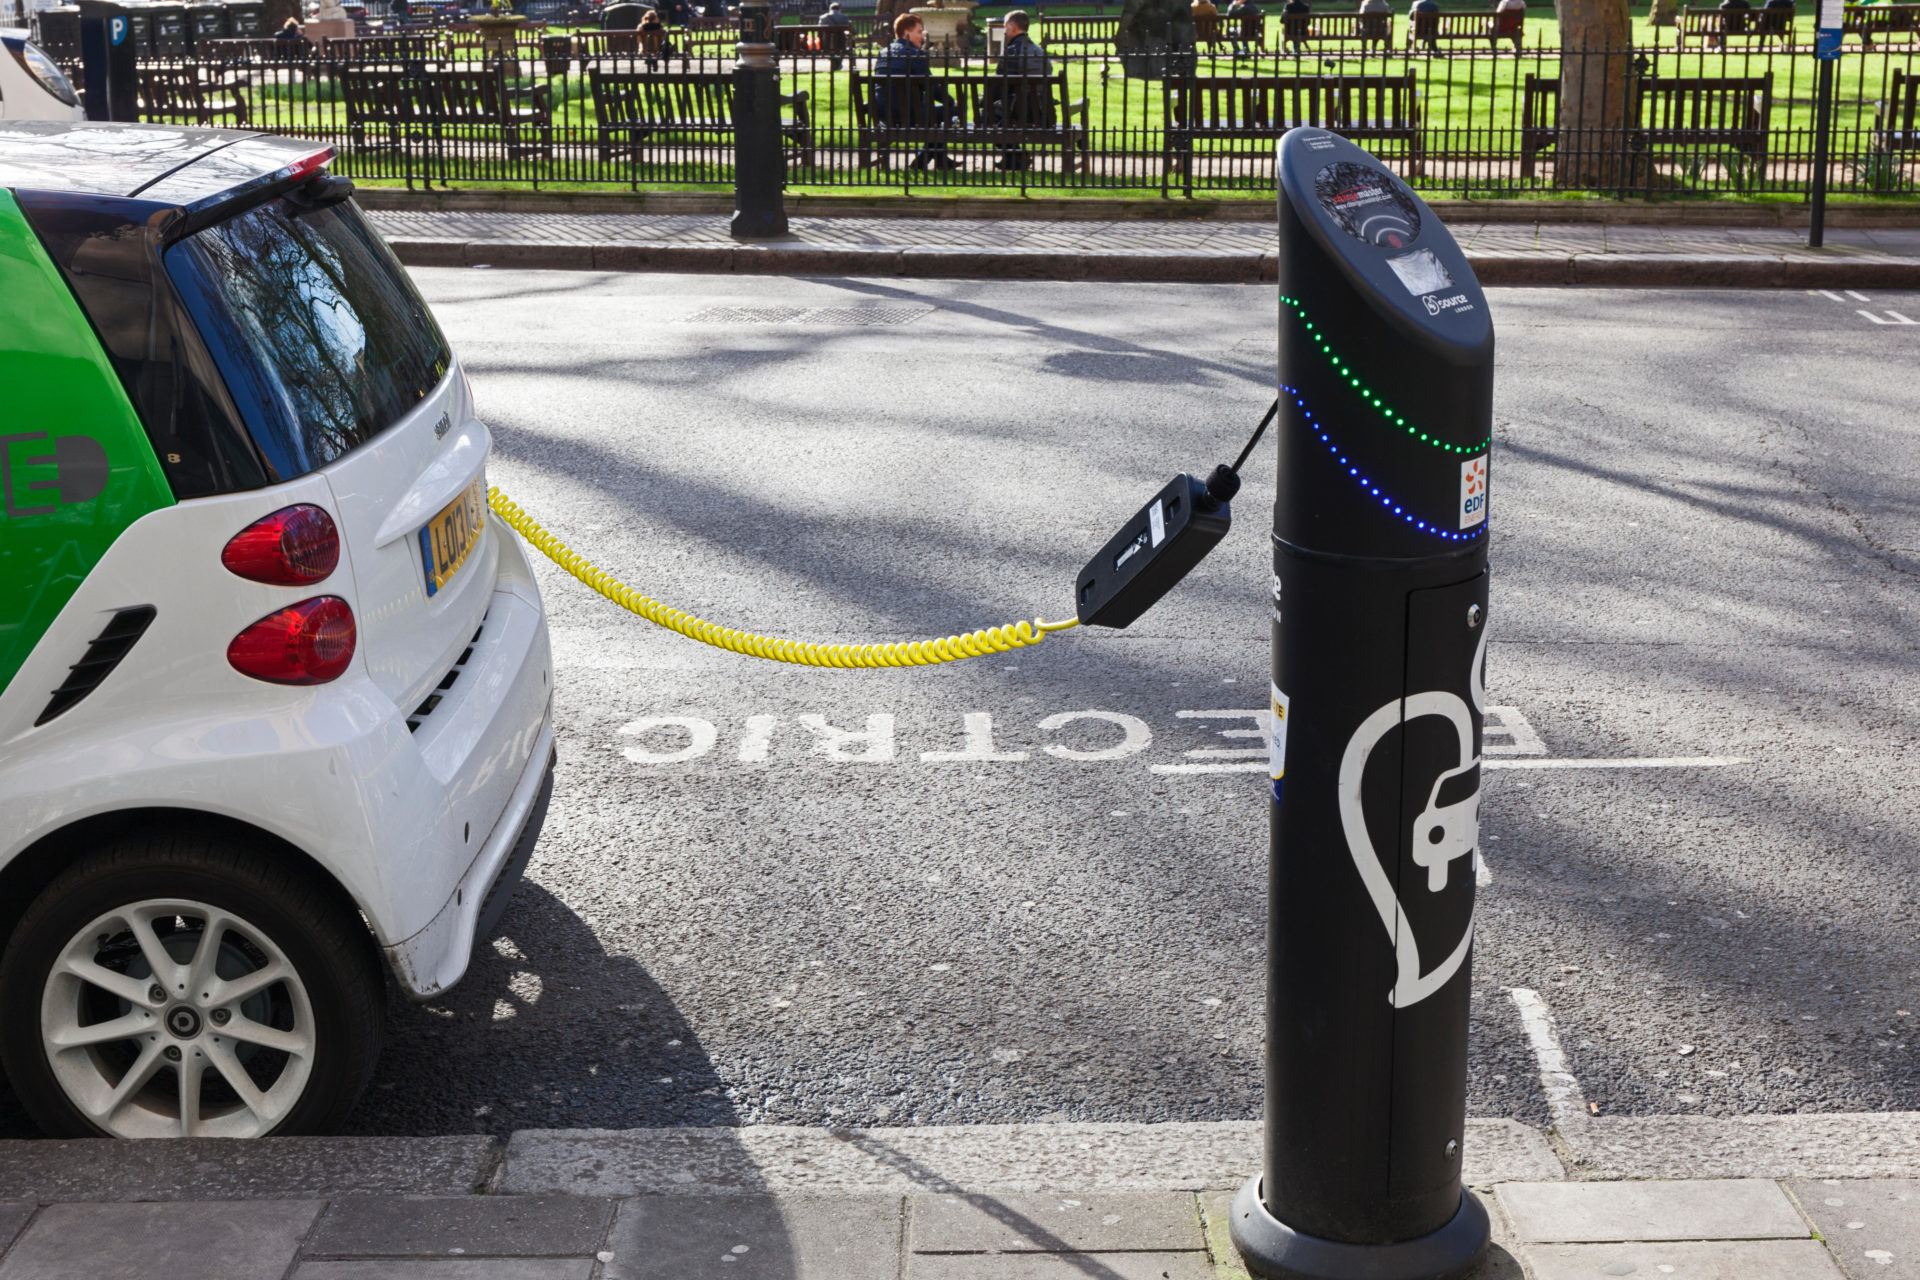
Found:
[0,30,85,122]
[0,357,553,999]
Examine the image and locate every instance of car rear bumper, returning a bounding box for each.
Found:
[386,721,556,999]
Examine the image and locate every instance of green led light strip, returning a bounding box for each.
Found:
[1279,293,1493,457]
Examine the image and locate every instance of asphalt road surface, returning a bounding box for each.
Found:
[7,276,1916,1140]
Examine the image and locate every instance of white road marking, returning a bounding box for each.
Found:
[1150,710,1269,774]
[920,712,1030,763]
[1485,705,1548,756]
[796,714,896,762]
[1510,986,1592,1137]
[1845,290,1871,302]
[1817,289,1848,302]
[1485,756,1749,770]
[1858,310,1919,325]
[1034,711,1153,761]
[618,716,717,763]
[738,714,778,762]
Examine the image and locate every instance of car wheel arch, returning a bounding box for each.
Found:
[0,807,383,978]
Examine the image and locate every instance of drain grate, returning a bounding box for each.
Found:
[679,304,934,326]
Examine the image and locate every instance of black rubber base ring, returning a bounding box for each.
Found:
[1227,1176,1491,1280]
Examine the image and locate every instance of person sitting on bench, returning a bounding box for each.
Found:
[872,11,958,170]
[992,8,1052,170]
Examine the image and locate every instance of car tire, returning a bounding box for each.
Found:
[0,831,386,1139]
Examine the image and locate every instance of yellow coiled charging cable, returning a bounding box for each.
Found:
[488,488,1080,668]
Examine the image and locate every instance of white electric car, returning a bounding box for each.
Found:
[0,30,83,121]
[0,121,555,1138]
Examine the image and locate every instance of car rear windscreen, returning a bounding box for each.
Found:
[166,195,452,481]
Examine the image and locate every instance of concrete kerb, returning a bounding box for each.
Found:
[387,241,1920,287]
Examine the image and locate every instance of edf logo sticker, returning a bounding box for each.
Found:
[1,433,110,519]
[1459,455,1487,530]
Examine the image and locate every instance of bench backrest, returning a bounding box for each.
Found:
[137,66,210,114]
[850,68,1071,127]
[1165,72,1417,130]
[1892,67,1919,130]
[1429,11,1495,33]
[1636,73,1771,132]
[325,34,441,59]
[1522,73,1772,133]
[589,67,735,127]
[775,23,851,52]
[204,36,311,60]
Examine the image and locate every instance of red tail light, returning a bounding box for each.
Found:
[222,505,340,585]
[228,597,357,685]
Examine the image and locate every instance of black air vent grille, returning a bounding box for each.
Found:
[36,606,158,727]
[408,613,487,733]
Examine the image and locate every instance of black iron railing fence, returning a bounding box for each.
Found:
[86,35,1920,197]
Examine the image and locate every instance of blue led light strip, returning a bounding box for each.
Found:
[1282,383,1485,543]
[1278,293,1494,457]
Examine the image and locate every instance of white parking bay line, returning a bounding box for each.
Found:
[1511,987,1592,1140]
[1485,756,1749,771]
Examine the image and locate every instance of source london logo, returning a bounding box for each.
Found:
[1425,292,1473,317]
[1459,455,1487,530]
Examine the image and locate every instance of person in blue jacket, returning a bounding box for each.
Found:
[872,12,958,170]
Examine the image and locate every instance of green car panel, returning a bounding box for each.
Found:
[0,188,174,698]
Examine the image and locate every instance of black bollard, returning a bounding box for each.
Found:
[1229,129,1494,1280]
[729,0,789,242]
[77,0,138,122]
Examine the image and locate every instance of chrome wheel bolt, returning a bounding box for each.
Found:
[164,1046,182,1062]
[210,1008,230,1026]
[149,985,167,1004]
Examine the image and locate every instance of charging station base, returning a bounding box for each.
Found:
[1228,1178,1490,1280]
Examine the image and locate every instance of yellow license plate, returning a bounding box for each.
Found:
[419,477,487,598]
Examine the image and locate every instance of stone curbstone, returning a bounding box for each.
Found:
[0,1136,502,1203]
[1468,253,1575,286]
[731,245,905,276]
[463,240,595,271]
[593,243,734,273]
[386,238,469,269]
[1570,252,1785,287]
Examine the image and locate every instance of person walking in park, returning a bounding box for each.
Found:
[818,0,851,70]
[872,12,957,170]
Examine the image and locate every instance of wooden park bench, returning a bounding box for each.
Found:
[136,65,249,126]
[1161,72,1421,194]
[774,23,852,56]
[336,65,554,168]
[587,66,815,164]
[323,34,443,61]
[1873,67,1920,154]
[1674,6,1795,47]
[1029,14,1121,46]
[1519,72,1772,181]
[202,36,313,63]
[1406,10,1519,52]
[848,68,1090,171]
[1844,2,1920,45]
[1279,12,1394,50]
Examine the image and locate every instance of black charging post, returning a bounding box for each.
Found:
[1229,130,1494,1280]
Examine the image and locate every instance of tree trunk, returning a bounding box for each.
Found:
[1648,0,1679,28]
[1552,0,1632,189]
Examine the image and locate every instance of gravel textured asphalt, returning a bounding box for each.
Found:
[4,275,1914,1142]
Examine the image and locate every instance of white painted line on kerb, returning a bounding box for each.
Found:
[1485,756,1748,771]
[1510,987,1591,1139]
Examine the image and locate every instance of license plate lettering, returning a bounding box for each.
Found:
[419,477,487,597]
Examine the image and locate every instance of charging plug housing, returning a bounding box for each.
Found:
[1075,474,1232,628]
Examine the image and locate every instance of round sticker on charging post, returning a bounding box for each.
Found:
[1314,162,1420,249]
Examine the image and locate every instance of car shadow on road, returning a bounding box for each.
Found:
[345,877,740,1137]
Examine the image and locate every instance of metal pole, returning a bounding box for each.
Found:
[1809,54,1834,249]
[730,0,789,241]
[1230,129,1493,1280]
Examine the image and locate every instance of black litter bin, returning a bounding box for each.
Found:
[225,0,266,36]
[33,6,84,62]
[185,0,228,46]
[124,7,155,56]
[147,2,188,51]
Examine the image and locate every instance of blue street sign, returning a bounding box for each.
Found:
[1816,0,1843,57]
[109,15,128,43]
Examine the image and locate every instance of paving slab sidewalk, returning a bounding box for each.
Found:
[365,209,1920,287]
[3,1121,1920,1278]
